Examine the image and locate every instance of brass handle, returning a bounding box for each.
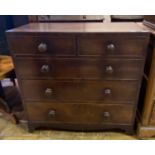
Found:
[107,43,115,51]
[41,65,49,73]
[45,88,53,96]
[103,112,110,118]
[105,65,113,74]
[48,109,56,117]
[38,42,47,52]
[104,88,111,95]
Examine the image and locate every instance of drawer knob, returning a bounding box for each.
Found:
[107,43,115,51]
[105,65,113,74]
[41,65,49,73]
[48,109,56,117]
[38,43,47,52]
[45,88,53,96]
[104,88,111,95]
[103,112,110,118]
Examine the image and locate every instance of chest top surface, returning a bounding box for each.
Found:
[6,22,149,33]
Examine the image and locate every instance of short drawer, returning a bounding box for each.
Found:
[7,34,75,56]
[78,34,148,57]
[21,80,139,103]
[26,102,134,124]
[15,58,144,80]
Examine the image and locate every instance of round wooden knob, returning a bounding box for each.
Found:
[104,88,112,95]
[41,64,49,73]
[107,43,115,51]
[38,42,47,52]
[48,109,56,117]
[105,65,113,74]
[103,112,110,118]
[45,88,53,96]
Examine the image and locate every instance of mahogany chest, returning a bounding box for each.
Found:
[6,23,149,132]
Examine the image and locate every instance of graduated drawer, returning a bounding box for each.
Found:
[7,34,75,55]
[21,80,139,103]
[78,33,148,57]
[26,102,134,124]
[15,58,144,80]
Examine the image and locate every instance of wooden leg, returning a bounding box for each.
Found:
[124,126,135,135]
[28,123,35,133]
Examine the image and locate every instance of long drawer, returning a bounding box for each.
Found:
[15,58,144,80]
[78,34,148,57]
[7,34,76,55]
[21,80,139,103]
[26,102,134,124]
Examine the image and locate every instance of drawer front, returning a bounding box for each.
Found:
[8,34,75,55]
[26,102,134,124]
[21,80,139,103]
[78,34,147,57]
[15,58,144,80]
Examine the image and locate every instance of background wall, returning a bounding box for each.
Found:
[0,15,28,55]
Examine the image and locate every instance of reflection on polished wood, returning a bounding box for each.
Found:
[6,22,149,33]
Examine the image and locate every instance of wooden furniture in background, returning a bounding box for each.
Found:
[0,56,14,112]
[111,15,143,22]
[28,16,38,22]
[28,15,105,23]
[136,22,155,138]
[143,15,155,29]
[6,23,149,132]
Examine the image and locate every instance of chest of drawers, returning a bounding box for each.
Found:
[6,23,149,132]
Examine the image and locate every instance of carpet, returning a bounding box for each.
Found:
[0,118,140,140]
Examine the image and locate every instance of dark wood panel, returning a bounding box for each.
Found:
[15,57,144,80]
[7,34,76,55]
[21,80,139,103]
[78,34,148,57]
[26,102,134,124]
